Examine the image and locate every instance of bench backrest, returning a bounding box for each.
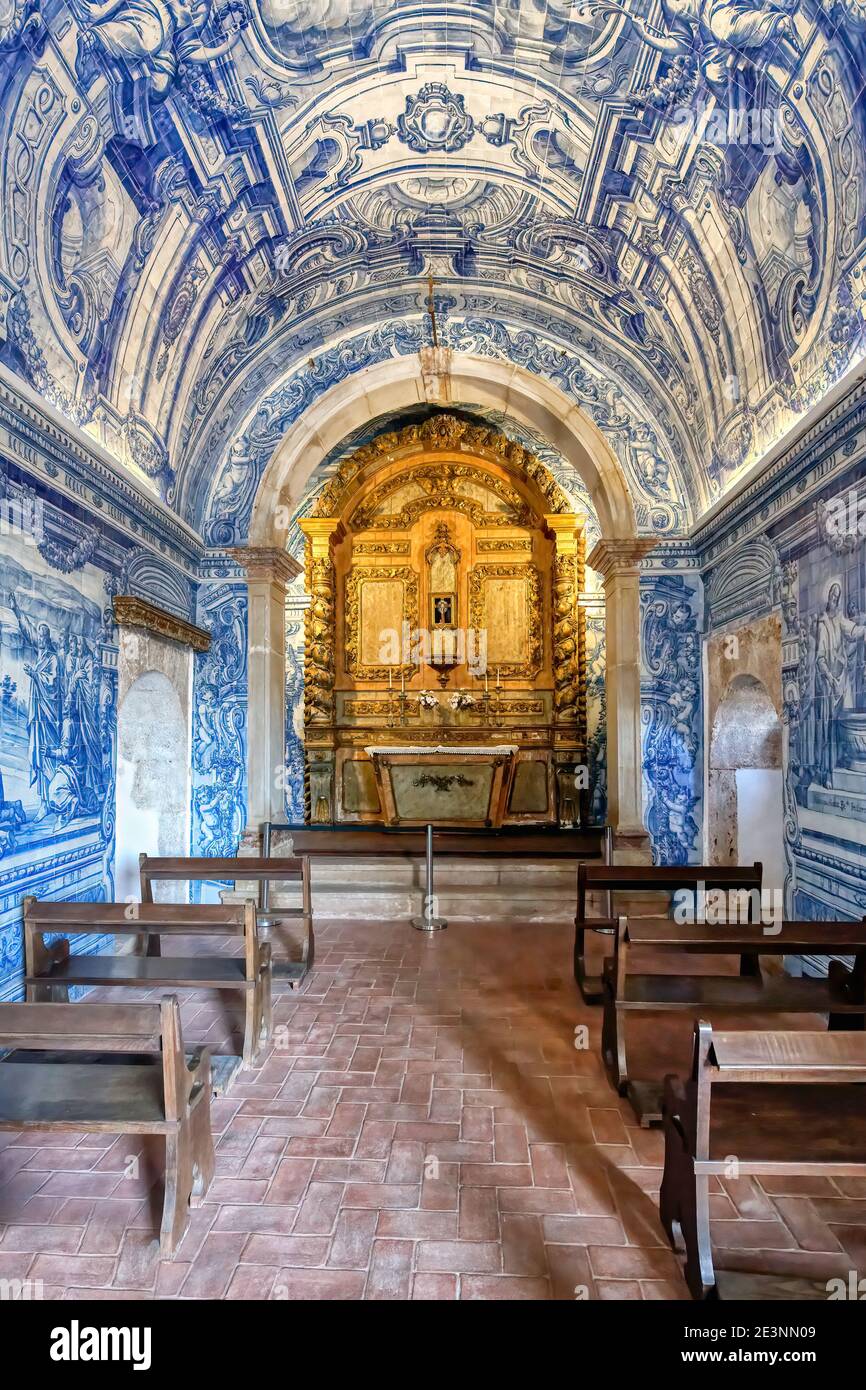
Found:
[625,917,866,951]
[24,899,249,932]
[0,999,162,1051]
[578,861,762,921]
[579,862,763,891]
[140,854,306,886]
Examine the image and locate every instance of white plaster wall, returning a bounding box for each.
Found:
[736,768,785,896]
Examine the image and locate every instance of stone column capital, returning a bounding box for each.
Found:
[298,518,344,560]
[544,513,583,555]
[230,546,302,586]
[587,538,658,583]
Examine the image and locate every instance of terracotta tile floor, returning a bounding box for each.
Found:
[1,920,863,1300]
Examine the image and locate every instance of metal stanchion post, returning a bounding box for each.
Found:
[410,822,447,931]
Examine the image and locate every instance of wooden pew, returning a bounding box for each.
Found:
[139,854,313,984]
[602,916,866,1124]
[574,861,764,1003]
[660,1021,866,1299]
[0,996,214,1258]
[23,898,271,1069]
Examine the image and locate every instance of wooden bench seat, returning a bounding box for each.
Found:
[24,898,271,1068]
[574,861,763,1003]
[602,915,866,1124]
[660,1022,866,1298]
[0,1062,168,1127]
[139,854,313,985]
[0,997,214,1257]
[35,955,255,988]
[606,970,864,1013]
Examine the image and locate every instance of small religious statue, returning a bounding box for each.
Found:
[427,523,459,630]
[426,522,461,685]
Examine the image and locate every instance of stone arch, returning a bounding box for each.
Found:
[248,354,637,547]
[233,359,653,851]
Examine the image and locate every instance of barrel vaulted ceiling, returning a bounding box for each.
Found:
[2,2,866,543]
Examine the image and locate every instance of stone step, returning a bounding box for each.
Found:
[272,883,577,923]
[262,879,607,925]
[228,856,670,925]
[255,858,580,889]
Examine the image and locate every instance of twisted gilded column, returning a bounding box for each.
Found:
[299,519,342,725]
[298,519,343,822]
[546,514,584,734]
[588,537,657,855]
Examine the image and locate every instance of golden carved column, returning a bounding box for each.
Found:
[230,547,303,838]
[576,524,587,743]
[298,519,343,822]
[299,519,342,725]
[545,514,584,731]
[588,538,657,857]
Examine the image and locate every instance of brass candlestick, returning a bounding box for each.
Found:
[398,690,408,726]
[493,675,504,728]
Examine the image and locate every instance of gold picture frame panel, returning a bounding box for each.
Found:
[344,564,419,679]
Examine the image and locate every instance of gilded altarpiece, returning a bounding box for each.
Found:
[298,417,588,825]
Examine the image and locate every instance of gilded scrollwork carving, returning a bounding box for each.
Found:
[350,462,530,530]
[345,698,421,717]
[476,537,532,552]
[310,414,570,520]
[352,539,410,555]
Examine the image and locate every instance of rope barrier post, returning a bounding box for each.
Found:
[411,823,447,932]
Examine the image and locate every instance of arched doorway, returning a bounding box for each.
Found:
[707,674,784,894]
[115,671,189,903]
[231,366,655,851]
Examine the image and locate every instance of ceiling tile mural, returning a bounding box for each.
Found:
[2,2,866,536]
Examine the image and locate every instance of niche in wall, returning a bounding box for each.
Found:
[116,670,189,902]
[115,623,194,903]
[707,673,784,893]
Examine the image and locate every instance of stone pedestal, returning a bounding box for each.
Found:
[807,771,866,822]
[588,538,657,859]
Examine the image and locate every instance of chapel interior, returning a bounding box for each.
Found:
[2,0,866,1309]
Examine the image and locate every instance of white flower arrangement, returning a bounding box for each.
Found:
[418,690,439,709]
[448,690,475,711]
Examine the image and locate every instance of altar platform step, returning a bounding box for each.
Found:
[253,859,613,925]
